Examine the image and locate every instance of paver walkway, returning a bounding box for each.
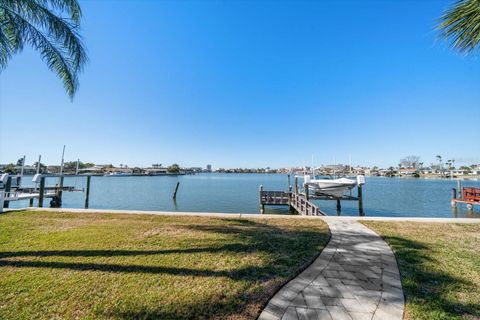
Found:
[259,220,404,320]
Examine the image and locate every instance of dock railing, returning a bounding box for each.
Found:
[259,186,324,216]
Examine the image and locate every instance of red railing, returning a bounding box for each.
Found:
[462,187,480,203]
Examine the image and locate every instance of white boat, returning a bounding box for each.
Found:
[303,175,361,198]
[103,172,132,177]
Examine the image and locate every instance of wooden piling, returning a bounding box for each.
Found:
[295,177,298,194]
[287,174,291,191]
[3,177,12,208]
[457,180,461,199]
[84,175,91,209]
[304,183,309,201]
[259,185,265,214]
[38,177,46,208]
[358,184,364,216]
[336,199,341,212]
[29,198,34,207]
[173,182,180,199]
[57,175,64,207]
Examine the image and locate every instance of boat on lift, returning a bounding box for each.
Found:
[304,174,359,198]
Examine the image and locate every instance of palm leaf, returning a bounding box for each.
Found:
[438,0,480,54]
[0,0,86,98]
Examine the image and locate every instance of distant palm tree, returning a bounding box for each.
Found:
[438,0,480,54]
[0,0,87,98]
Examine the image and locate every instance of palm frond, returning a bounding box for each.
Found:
[438,0,480,54]
[0,0,86,98]
[35,0,82,24]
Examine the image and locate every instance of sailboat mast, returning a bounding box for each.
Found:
[349,154,352,175]
[18,155,26,188]
[36,155,41,174]
[311,155,315,177]
[333,157,336,179]
[58,145,66,189]
[20,155,26,176]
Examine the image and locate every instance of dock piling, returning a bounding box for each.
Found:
[38,177,46,208]
[304,183,309,201]
[259,185,265,214]
[84,175,91,209]
[336,199,341,213]
[3,177,12,208]
[173,182,180,200]
[358,184,364,216]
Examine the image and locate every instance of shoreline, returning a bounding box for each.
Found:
[5,207,480,223]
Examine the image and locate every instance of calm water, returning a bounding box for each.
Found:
[10,174,480,218]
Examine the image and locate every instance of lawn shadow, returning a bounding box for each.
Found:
[0,217,329,319]
[381,235,479,319]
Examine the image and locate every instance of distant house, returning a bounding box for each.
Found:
[132,167,146,175]
[78,165,106,175]
[399,168,418,176]
[449,169,466,176]
[144,167,168,175]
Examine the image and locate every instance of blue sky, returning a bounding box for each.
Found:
[1,0,479,168]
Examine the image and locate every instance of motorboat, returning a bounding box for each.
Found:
[303,174,362,198]
[103,172,132,177]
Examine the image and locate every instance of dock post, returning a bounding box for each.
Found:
[173,182,180,199]
[457,180,461,199]
[294,177,298,194]
[3,177,12,208]
[57,175,64,206]
[336,199,341,213]
[304,183,309,201]
[259,185,265,214]
[29,198,34,207]
[287,174,291,191]
[84,175,91,209]
[51,175,64,208]
[38,177,46,208]
[358,184,364,216]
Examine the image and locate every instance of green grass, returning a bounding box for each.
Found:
[363,221,480,320]
[0,210,329,320]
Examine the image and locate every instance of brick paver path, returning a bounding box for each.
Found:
[259,220,404,320]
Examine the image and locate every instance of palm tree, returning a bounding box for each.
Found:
[0,0,87,98]
[438,0,480,54]
[436,155,444,177]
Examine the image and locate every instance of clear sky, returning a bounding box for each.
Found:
[1,0,479,169]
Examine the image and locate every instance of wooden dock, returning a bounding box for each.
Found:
[259,187,325,216]
[259,174,365,216]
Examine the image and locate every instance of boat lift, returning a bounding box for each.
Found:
[0,173,88,213]
[451,186,480,211]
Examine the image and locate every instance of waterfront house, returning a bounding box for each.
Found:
[399,168,419,177]
[144,167,168,175]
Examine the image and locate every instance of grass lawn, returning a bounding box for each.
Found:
[363,221,480,320]
[0,210,329,320]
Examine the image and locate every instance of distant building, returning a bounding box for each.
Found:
[398,168,418,176]
[144,167,168,175]
[206,164,212,172]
